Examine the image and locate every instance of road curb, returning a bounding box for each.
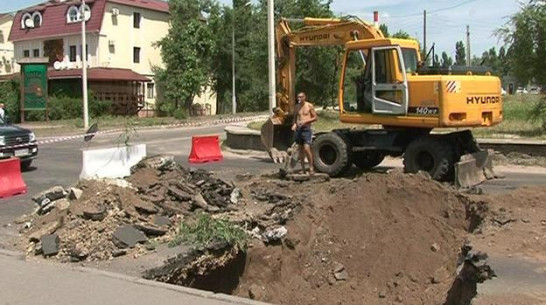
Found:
[75,266,271,305]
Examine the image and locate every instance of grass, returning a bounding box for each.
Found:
[249,95,546,139]
[169,213,249,250]
[473,94,546,139]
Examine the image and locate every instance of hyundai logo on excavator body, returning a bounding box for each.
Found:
[299,33,330,42]
[466,96,500,105]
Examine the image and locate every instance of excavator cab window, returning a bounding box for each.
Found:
[342,49,373,113]
[402,48,419,73]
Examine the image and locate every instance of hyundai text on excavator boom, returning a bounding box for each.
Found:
[261,17,502,187]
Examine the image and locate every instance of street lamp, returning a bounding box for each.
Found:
[81,0,89,129]
[232,1,251,114]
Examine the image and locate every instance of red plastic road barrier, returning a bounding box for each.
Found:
[0,158,28,199]
[188,135,224,164]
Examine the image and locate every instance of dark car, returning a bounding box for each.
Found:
[0,116,38,171]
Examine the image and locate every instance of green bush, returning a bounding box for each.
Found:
[0,78,21,122]
[27,95,112,121]
[173,108,188,120]
[0,79,114,122]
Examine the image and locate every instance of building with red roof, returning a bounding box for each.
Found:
[8,0,170,115]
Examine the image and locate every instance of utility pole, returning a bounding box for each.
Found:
[423,10,427,61]
[267,0,275,113]
[81,0,89,129]
[466,25,471,66]
[231,11,237,114]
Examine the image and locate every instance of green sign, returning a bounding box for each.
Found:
[23,64,48,110]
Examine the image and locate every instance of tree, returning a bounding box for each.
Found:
[440,51,453,68]
[391,30,411,39]
[209,5,234,114]
[154,0,219,115]
[498,46,510,76]
[496,0,546,87]
[455,41,466,66]
[379,24,390,37]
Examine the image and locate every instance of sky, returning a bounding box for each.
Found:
[1,0,520,57]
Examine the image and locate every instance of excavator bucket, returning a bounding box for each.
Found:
[454,149,496,188]
[260,117,294,164]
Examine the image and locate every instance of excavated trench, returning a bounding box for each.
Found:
[144,173,496,305]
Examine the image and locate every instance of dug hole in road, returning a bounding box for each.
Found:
[16,155,546,305]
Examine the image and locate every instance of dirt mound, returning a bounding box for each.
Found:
[232,173,474,305]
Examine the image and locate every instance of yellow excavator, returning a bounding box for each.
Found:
[261,17,503,187]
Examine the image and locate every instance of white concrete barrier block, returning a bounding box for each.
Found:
[79,144,147,180]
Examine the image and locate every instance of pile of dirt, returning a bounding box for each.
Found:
[229,173,476,305]
[141,171,493,305]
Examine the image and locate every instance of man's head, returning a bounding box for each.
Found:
[297,92,307,104]
[0,103,4,109]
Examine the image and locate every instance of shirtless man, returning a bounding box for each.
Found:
[292,92,318,174]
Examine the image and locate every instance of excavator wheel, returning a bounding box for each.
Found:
[403,137,454,181]
[353,151,385,170]
[312,132,353,177]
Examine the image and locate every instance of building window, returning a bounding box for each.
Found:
[23,50,30,57]
[67,5,91,23]
[67,6,80,23]
[21,13,32,29]
[133,12,141,28]
[33,49,39,57]
[133,47,140,63]
[147,83,155,99]
[32,12,43,27]
[69,45,77,62]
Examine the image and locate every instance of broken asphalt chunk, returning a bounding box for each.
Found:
[112,225,148,249]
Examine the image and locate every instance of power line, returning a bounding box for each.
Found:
[389,0,483,19]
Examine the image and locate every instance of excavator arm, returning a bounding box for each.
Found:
[262,17,384,162]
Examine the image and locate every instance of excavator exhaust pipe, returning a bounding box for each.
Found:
[454,149,496,188]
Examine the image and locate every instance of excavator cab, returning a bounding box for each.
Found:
[341,44,411,116]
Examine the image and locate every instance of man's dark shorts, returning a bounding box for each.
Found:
[295,126,313,145]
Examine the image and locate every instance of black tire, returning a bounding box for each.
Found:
[21,160,32,171]
[403,137,454,181]
[353,151,385,170]
[312,132,352,177]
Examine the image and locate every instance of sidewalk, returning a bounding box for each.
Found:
[0,250,267,305]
